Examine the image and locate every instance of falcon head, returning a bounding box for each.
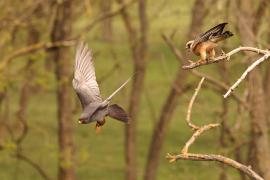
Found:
[185,40,194,49]
[78,110,91,124]
[78,116,89,124]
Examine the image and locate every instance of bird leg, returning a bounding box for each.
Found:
[198,49,207,64]
[208,48,216,60]
[220,48,225,55]
[95,118,106,133]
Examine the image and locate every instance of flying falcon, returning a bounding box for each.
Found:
[72,42,130,132]
[186,22,233,63]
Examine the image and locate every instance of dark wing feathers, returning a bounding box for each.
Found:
[209,30,233,43]
[200,23,227,39]
[72,42,102,109]
[192,23,228,48]
[108,104,129,123]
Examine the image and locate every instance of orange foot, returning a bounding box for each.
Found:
[95,119,106,134]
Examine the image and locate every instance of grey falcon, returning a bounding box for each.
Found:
[72,42,130,132]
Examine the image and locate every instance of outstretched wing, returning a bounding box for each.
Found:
[72,42,102,109]
[192,23,228,49]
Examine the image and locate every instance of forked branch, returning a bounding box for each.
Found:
[166,78,263,180]
[186,78,204,130]
[162,34,248,106]
[182,45,270,99]
[223,51,270,98]
[166,153,263,180]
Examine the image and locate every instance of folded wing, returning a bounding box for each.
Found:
[192,22,228,49]
[72,42,102,109]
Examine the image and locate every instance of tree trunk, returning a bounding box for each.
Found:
[143,1,209,180]
[237,0,270,179]
[218,63,229,180]
[50,1,75,180]
[16,25,39,144]
[117,0,148,179]
[100,0,113,41]
[263,11,270,126]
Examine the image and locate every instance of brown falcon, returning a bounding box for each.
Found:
[186,23,233,63]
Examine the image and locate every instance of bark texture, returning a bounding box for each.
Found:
[143,1,209,180]
[263,7,270,126]
[50,1,75,180]
[117,0,148,180]
[237,0,270,179]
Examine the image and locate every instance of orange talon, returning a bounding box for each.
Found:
[95,124,101,134]
[95,119,106,134]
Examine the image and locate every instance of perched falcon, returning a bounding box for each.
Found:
[72,42,130,132]
[186,22,233,63]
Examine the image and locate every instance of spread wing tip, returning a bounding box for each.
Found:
[74,42,94,73]
[72,42,102,107]
[217,22,228,28]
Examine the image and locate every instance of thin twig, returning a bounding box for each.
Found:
[75,0,136,39]
[186,78,205,130]
[190,70,249,110]
[224,53,270,98]
[181,124,219,154]
[16,152,51,180]
[0,40,76,71]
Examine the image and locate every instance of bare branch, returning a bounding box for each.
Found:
[166,77,263,180]
[182,78,220,153]
[181,46,270,99]
[186,78,205,130]
[162,34,248,109]
[75,0,136,39]
[182,47,269,70]
[0,40,76,71]
[161,33,185,61]
[166,153,263,180]
[181,124,219,154]
[224,52,270,98]
[16,152,51,180]
[190,70,249,110]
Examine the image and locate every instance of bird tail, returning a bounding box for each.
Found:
[108,104,129,123]
[212,31,233,42]
[222,31,234,39]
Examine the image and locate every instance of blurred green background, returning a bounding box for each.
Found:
[0,0,269,179]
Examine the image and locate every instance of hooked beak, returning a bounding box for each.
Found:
[78,118,85,124]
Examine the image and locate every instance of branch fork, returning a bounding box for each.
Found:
[166,77,264,180]
[182,46,270,99]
